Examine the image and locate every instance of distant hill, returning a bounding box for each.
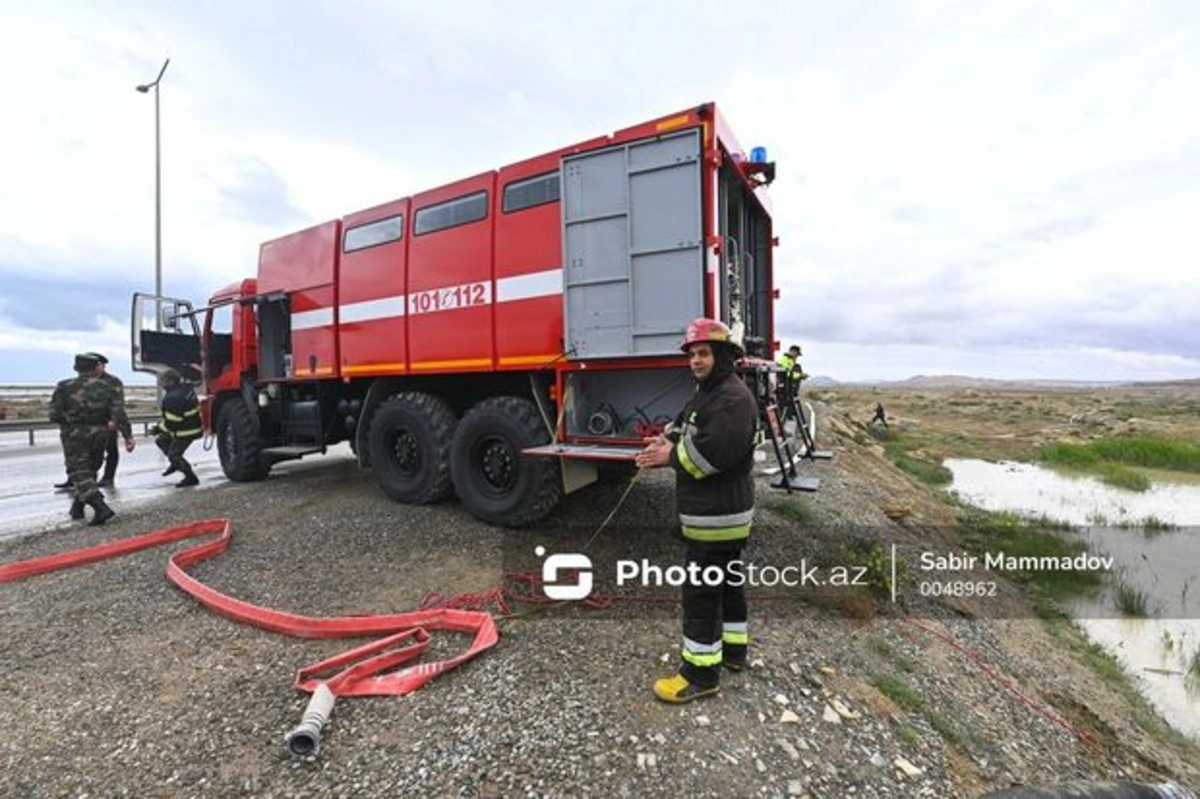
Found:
[810,374,1157,390]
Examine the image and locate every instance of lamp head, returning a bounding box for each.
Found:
[136,84,151,93]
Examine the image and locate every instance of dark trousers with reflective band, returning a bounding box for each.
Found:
[155,432,197,473]
[680,544,747,688]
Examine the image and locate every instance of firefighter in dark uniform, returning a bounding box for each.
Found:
[48,353,135,525]
[636,318,758,703]
[153,368,202,487]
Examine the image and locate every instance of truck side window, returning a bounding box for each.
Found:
[344,215,404,252]
[502,172,559,213]
[414,192,488,235]
[208,303,234,379]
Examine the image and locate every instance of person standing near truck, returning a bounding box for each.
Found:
[85,352,128,487]
[49,353,135,524]
[636,318,758,703]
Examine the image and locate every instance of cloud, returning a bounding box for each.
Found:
[0,0,1198,383]
[215,157,306,228]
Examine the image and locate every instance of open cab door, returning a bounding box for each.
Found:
[131,292,203,384]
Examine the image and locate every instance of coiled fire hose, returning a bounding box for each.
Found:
[0,519,498,757]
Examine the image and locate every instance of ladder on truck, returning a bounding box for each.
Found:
[744,361,832,493]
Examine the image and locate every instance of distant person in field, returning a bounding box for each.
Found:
[871,401,888,428]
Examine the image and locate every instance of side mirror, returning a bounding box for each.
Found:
[161,303,179,331]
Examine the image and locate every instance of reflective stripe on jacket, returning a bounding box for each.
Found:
[161,384,201,440]
[667,370,757,544]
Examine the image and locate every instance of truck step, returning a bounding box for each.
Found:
[522,443,641,461]
[771,475,820,492]
[262,446,325,459]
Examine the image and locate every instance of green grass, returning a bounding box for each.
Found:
[896,726,922,747]
[1091,436,1200,471]
[1142,515,1174,532]
[882,436,953,487]
[872,676,923,712]
[957,507,1103,599]
[1040,435,1200,490]
[925,711,963,747]
[1095,462,1151,492]
[868,636,918,673]
[1114,581,1152,617]
[769,496,820,526]
[871,675,965,746]
[1042,442,1102,467]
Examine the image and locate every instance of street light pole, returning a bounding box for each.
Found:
[137,58,170,331]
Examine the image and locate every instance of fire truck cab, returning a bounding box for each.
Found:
[132,102,778,527]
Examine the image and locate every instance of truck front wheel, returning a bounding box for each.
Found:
[216,400,270,481]
[369,392,456,504]
[450,396,562,527]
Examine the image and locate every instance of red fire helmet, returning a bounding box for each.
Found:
[681,317,742,355]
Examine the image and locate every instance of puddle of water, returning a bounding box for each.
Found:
[945,458,1200,527]
[946,458,1200,740]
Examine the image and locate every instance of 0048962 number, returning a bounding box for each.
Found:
[918,581,998,598]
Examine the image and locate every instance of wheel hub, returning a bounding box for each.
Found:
[390,430,420,477]
[478,436,516,493]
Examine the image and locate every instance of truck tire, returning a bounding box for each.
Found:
[451,396,562,527]
[369,392,456,504]
[216,401,270,482]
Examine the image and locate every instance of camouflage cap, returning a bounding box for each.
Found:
[73,353,100,372]
[83,351,109,364]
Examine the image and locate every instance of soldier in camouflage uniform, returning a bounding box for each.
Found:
[87,352,128,486]
[53,351,130,490]
[48,353,137,525]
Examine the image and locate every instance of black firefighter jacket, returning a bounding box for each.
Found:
[666,369,758,545]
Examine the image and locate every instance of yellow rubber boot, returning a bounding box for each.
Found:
[653,673,719,704]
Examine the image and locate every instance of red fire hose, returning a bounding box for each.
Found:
[0,519,499,754]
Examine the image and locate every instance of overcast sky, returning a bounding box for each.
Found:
[1,0,1197,385]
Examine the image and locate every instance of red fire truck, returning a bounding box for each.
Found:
[132,102,779,526]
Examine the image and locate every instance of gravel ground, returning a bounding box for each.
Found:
[2,411,1198,798]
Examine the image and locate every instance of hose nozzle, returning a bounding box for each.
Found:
[284,683,336,757]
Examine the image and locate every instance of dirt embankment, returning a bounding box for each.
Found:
[1,385,1198,798]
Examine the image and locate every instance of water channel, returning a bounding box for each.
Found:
[945,458,1200,741]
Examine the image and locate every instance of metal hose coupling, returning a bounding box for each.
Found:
[284,683,336,757]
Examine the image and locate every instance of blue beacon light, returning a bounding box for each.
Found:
[750,146,768,163]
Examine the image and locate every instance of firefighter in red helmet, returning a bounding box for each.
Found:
[636,317,758,703]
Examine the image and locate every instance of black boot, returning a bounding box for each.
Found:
[69,499,86,520]
[175,465,199,488]
[87,496,115,526]
[161,464,178,477]
[54,480,74,491]
[97,475,115,488]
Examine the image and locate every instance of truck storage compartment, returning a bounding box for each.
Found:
[563,129,704,359]
[562,367,694,440]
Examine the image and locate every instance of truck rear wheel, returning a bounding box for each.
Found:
[451,396,562,527]
[216,400,270,482]
[369,392,456,504]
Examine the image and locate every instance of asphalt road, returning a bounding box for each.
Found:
[0,431,354,540]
